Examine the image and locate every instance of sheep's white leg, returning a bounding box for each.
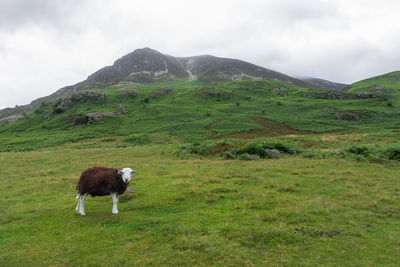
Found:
[75,194,81,212]
[79,193,88,216]
[111,192,119,214]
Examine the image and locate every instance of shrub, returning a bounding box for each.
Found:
[190,140,240,156]
[385,145,400,160]
[346,146,371,156]
[53,107,65,114]
[235,142,301,158]
[74,114,89,125]
[225,141,302,160]
[223,151,235,159]
[343,145,400,162]
[237,153,259,160]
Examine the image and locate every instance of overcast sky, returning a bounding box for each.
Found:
[1,0,400,109]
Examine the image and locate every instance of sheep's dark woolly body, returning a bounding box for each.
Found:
[76,166,128,197]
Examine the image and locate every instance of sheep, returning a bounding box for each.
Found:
[75,166,136,216]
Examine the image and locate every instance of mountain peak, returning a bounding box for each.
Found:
[132,47,162,54]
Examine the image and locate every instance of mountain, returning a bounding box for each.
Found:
[84,48,314,87]
[298,77,347,91]
[0,64,399,151]
[0,48,318,123]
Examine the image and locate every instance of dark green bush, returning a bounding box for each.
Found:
[346,146,371,156]
[190,140,240,156]
[385,145,400,160]
[234,142,301,158]
[53,107,65,114]
[343,145,400,162]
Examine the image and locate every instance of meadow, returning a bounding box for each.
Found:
[1,75,399,265]
[0,139,399,266]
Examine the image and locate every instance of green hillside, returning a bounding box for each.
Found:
[1,72,400,265]
[0,76,399,152]
[347,71,400,93]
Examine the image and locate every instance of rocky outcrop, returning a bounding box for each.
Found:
[0,115,23,126]
[119,89,141,98]
[303,92,379,100]
[195,88,233,99]
[278,92,288,97]
[152,88,172,98]
[335,113,360,121]
[53,92,107,114]
[73,111,121,126]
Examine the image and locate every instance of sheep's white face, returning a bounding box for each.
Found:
[118,168,136,183]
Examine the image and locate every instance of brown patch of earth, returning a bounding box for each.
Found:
[208,116,355,140]
[302,142,319,148]
[211,116,308,139]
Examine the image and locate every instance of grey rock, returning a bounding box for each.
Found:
[278,92,288,97]
[119,89,140,98]
[152,88,172,98]
[335,113,360,121]
[265,149,282,158]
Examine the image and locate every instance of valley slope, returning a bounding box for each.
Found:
[0,50,399,152]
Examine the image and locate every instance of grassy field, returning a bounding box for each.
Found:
[1,73,399,265]
[0,142,399,266]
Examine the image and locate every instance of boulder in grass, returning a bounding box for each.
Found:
[119,89,141,98]
[153,88,172,98]
[335,113,360,121]
[265,148,282,158]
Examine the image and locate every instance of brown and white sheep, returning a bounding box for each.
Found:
[75,166,136,215]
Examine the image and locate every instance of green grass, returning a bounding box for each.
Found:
[0,75,399,265]
[0,145,399,266]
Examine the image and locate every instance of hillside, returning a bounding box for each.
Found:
[0,48,316,122]
[345,70,400,94]
[0,75,399,152]
[299,77,347,91]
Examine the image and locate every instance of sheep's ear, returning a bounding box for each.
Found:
[131,170,136,174]
[117,170,123,175]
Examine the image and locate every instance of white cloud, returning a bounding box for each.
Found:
[1,0,400,109]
